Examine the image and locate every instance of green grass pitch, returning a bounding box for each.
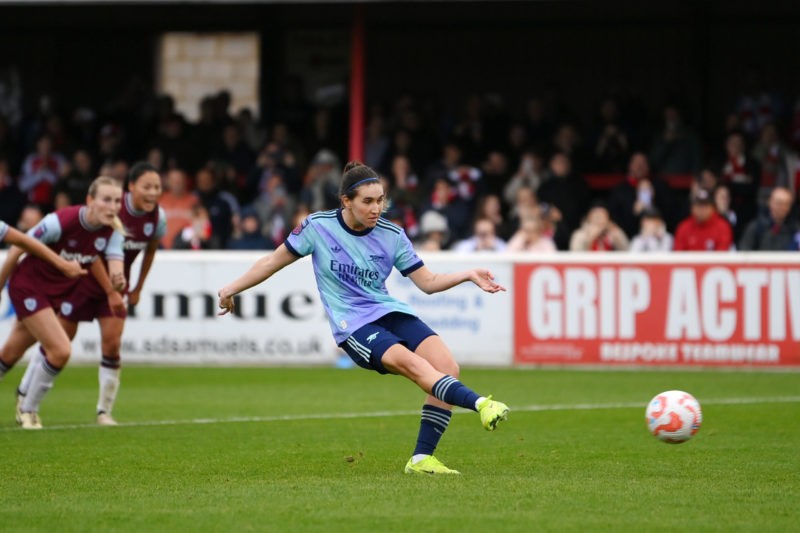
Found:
[0,366,798,532]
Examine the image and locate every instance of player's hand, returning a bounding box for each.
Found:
[218,289,235,316]
[60,259,87,279]
[111,271,127,292]
[128,288,141,307]
[107,291,126,316]
[470,269,506,293]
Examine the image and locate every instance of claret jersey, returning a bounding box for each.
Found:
[285,209,423,343]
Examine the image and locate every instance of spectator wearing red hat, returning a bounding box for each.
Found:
[673,189,733,251]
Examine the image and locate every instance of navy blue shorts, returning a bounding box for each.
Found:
[339,312,437,375]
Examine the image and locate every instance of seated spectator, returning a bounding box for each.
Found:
[590,97,630,173]
[16,204,44,232]
[420,176,471,242]
[18,133,67,210]
[752,122,791,203]
[569,203,629,251]
[160,168,199,249]
[537,152,591,249]
[739,187,800,251]
[673,188,733,251]
[228,208,272,250]
[451,217,507,252]
[55,149,94,206]
[173,204,212,250]
[718,130,760,227]
[629,207,674,252]
[481,150,511,199]
[300,149,340,212]
[648,104,702,176]
[713,184,739,241]
[252,170,295,248]
[0,157,25,230]
[194,167,240,249]
[503,149,544,209]
[506,215,557,253]
[415,210,449,251]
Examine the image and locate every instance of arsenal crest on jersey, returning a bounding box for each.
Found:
[94,237,107,251]
[143,223,154,237]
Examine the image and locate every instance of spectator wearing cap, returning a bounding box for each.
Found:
[415,210,449,251]
[673,188,733,251]
[738,187,800,251]
[629,207,674,252]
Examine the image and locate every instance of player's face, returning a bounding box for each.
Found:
[344,182,385,230]
[130,171,163,212]
[87,184,123,226]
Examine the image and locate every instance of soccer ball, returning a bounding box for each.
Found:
[645,390,702,444]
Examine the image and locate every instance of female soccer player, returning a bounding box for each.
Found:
[218,161,510,475]
[15,162,166,426]
[0,176,125,429]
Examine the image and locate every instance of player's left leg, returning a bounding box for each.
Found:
[96,316,125,426]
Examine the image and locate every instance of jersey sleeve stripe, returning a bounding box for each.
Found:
[400,260,424,277]
[283,240,303,257]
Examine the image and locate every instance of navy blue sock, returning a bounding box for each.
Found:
[413,404,452,456]
[431,375,481,411]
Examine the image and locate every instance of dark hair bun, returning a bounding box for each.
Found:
[343,160,365,173]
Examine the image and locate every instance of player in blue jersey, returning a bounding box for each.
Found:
[218,161,509,475]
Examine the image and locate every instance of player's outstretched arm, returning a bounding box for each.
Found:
[217,244,300,315]
[408,265,506,295]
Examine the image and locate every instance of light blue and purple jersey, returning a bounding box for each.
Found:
[284,209,423,344]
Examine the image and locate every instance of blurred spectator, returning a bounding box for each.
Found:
[18,134,67,209]
[734,70,784,140]
[228,207,272,250]
[364,114,390,170]
[506,215,557,253]
[481,150,510,199]
[673,188,733,251]
[415,210,449,251]
[16,204,43,232]
[537,152,591,249]
[606,152,669,238]
[590,97,630,173]
[739,187,800,251]
[451,217,507,252]
[524,96,554,149]
[569,203,629,251]
[713,183,739,241]
[0,157,25,230]
[719,130,759,226]
[629,207,673,252]
[173,204,212,250]
[300,149,341,213]
[55,149,94,206]
[503,185,539,239]
[237,109,267,153]
[420,176,471,242]
[252,169,295,248]
[551,124,586,170]
[151,113,201,173]
[388,154,422,237]
[0,113,19,172]
[503,150,545,211]
[214,123,256,184]
[752,122,791,203]
[648,104,702,176]
[194,167,240,249]
[160,168,199,249]
[475,194,504,233]
[424,142,463,195]
[96,123,129,168]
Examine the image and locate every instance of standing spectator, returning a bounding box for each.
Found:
[506,215,557,253]
[719,130,760,227]
[569,203,629,251]
[629,207,674,252]
[18,134,67,209]
[590,97,630,173]
[551,124,586,171]
[474,194,505,234]
[648,105,702,177]
[214,123,256,185]
[673,189,733,251]
[739,187,800,251]
[194,167,239,249]
[159,168,198,249]
[451,217,507,252]
[151,113,201,173]
[537,152,591,249]
[606,152,668,238]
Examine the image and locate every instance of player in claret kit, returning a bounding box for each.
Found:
[218,161,510,475]
[0,176,125,429]
[15,162,166,426]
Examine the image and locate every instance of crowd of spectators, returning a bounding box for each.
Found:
[1,81,799,253]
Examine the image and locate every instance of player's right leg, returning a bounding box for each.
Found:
[16,310,73,429]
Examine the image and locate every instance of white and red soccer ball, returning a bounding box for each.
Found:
[645,390,702,443]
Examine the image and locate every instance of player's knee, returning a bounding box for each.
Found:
[46,345,71,367]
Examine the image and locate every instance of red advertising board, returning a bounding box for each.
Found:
[514,260,800,366]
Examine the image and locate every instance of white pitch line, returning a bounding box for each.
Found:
[2,396,799,433]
